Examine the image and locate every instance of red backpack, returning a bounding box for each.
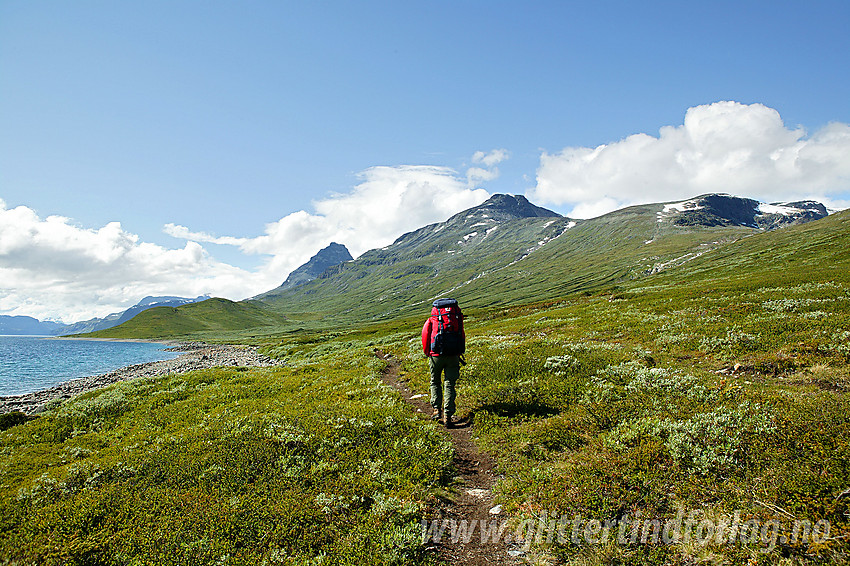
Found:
[430,298,465,356]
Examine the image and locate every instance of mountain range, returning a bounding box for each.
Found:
[0,296,209,336]
[86,192,836,340]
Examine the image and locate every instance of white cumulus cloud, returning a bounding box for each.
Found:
[171,165,490,285]
[0,199,255,321]
[467,149,510,187]
[529,101,850,218]
[472,148,510,167]
[466,149,510,187]
[1,159,493,321]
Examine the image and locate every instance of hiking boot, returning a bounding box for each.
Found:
[431,408,442,422]
[444,415,454,428]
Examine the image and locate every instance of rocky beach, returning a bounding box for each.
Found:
[0,342,285,415]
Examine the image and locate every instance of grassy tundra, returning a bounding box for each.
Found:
[2,211,849,564]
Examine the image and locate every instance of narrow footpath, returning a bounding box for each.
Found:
[376,351,524,566]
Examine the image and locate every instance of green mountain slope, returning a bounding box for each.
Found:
[254,196,761,323]
[97,193,837,339]
[254,203,573,321]
[86,298,287,340]
[647,204,850,290]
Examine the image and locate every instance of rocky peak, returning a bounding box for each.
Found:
[447,194,561,226]
[658,193,829,230]
[279,242,353,290]
[757,201,828,230]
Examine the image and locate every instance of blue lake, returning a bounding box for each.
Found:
[0,336,182,396]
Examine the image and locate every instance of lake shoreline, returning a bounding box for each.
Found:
[50,336,181,343]
[0,342,285,415]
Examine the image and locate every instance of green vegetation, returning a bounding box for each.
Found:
[389,210,849,564]
[4,208,849,564]
[87,298,288,340]
[402,286,849,564]
[0,341,451,564]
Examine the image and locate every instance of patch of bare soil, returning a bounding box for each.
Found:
[376,350,525,566]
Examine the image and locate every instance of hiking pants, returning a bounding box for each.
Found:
[429,355,460,418]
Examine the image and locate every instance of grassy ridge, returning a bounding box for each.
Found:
[255,216,578,323]
[86,298,289,340]
[255,204,761,324]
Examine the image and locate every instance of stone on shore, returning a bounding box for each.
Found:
[0,343,284,415]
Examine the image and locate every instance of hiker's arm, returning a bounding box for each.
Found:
[421,319,432,356]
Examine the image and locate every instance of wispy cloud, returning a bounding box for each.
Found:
[472,149,510,167]
[529,101,850,218]
[162,224,247,246]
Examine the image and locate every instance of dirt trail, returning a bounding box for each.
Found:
[376,351,524,566]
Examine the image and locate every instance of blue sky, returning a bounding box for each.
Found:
[1,1,849,321]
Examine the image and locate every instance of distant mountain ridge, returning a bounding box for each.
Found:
[78,192,837,338]
[252,192,831,323]
[448,193,561,222]
[252,194,574,314]
[0,316,66,336]
[358,194,563,262]
[658,194,828,230]
[0,296,210,336]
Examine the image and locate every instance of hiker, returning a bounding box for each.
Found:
[421,298,465,428]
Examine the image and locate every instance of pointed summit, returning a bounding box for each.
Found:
[279,242,353,290]
[448,194,561,225]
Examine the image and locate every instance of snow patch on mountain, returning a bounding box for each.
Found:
[434,218,576,299]
[657,197,709,222]
[662,199,706,214]
[656,194,828,230]
[645,241,724,274]
[512,220,577,265]
[758,203,798,216]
